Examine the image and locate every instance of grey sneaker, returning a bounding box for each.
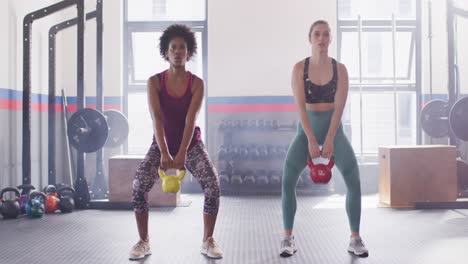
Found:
[279,236,297,257]
[348,236,369,257]
[201,237,223,259]
[129,240,151,260]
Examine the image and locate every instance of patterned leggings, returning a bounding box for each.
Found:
[132,141,220,215]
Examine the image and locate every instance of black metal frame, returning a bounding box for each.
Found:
[415,0,468,209]
[48,11,97,185]
[23,0,84,188]
[48,1,106,204]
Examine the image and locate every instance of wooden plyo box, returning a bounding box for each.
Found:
[378,145,457,208]
[108,155,179,206]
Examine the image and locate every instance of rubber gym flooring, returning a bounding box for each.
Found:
[1,194,467,264]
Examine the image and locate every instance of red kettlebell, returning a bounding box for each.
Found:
[307,156,335,184]
[43,185,59,214]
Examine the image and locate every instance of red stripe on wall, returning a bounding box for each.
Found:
[0,100,121,112]
[0,99,22,110]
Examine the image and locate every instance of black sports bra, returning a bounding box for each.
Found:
[303,57,338,104]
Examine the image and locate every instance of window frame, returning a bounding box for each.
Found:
[336,0,422,160]
[123,0,208,154]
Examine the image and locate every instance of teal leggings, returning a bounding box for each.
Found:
[282,110,361,232]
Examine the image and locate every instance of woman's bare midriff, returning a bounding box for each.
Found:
[306,103,334,112]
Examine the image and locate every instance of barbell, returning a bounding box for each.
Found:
[67,108,129,153]
[421,97,468,141]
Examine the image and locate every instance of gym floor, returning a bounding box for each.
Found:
[1,194,467,264]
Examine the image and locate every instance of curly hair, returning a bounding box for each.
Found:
[159,24,197,61]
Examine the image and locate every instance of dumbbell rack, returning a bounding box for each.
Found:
[213,119,332,195]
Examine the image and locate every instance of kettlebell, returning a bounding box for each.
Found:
[159,168,186,193]
[307,156,335,184]
[17,184,36,214]
[43,185,59,214]
[26,191,46,218]
[0,187,21,219]
[57,187,75,213]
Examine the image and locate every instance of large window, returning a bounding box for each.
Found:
[124,0,207,154]
[337,0,420,158]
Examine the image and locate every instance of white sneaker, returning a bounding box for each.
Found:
[279,236,297,257]
[348,236,369,257]
[129,240,151,260]
[201,237,223,258]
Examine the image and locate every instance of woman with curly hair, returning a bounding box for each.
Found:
[129,24,222,260]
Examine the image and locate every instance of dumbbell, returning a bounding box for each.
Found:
[249,120,257,130]
[218,145,227,160]
[267,145,277,159]
[226,120,233,129]
[239,145,249,159]
[243,170,256,185]
[225,144,234,160]
[219,170,230,185]
[233,120,241,129]
[256,169,269,185]
[241,120,249,129]
[272,120,279,130]
[258,145,268,159]
[265,120,272,130]
[225,160,235,174]
[228,145,240,159]
[291,121,297,129]
[231,170,243,185]
[258,119,265,130]
[218,120,227,130]
[269,170,281,185]
[248,144,260,159]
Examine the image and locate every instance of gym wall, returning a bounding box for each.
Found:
[1,0,63,190]
[208,0,337,97]
[1,0,467,190]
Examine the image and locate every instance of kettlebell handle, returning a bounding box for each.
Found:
[17,184,36,195]
[57,187,75,198]
[28,191,47,204]
[307,155,334,168]
[0,187,21,201]
[43,185,57,195]
[159,168,186,180]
